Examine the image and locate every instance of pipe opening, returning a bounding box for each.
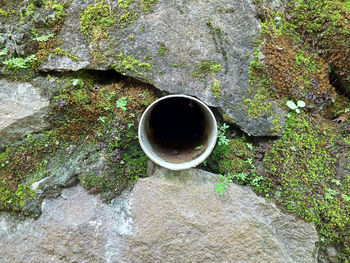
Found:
[139,95,217,170]
[149,97,206,158]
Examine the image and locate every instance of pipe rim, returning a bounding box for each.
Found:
[138,94,217,171]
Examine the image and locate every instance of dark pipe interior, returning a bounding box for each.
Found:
[148,97,207,158]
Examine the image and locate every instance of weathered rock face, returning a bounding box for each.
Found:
[0,167,319,262]
[0,78,51,149]
[0,185,117,262]
[38,0,285,136]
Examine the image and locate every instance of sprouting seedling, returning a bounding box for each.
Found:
[195,145,203,150]
[217,123,230,146]
[286,100,306,113]
[116,97,127,111]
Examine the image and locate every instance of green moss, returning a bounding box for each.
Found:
[114,51,153,76]
[0,130,61,215]
[0,74,158,215]
[53,77,157,198]
[243,48,274,118]
[44,0,67,24]
[286,0,350,87]
[79,147,148,202]
[264,113,350,258]
[270,114,282,135]
[295,49,316,71]
[117,0,136,26]
[158,44,167,56]
[210,78,221,99]
[139,0,157,11]
[211,136,267,192]
[118,9,137,27]
[222,113,234,123]
[192,60,222,80]
[243,87,272,118]
[52,48,78,61]
[76,81,157,201]
[0,7,12,18]
[0,183,36,214]
[19,0,69,25]
[2,55,38,72]
[117,0,157,27]
[212,137,252,175]
[80,0,114,40]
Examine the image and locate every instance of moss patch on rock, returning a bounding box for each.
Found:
[264,113,350,260]
[259,17,336,104]
[192,60,222,80]
[0,73,157,215]
[0,130,62,215]
[80,0,114,40]
[113,51,153,77]
[286,0,350,94]
[210,134,268,194]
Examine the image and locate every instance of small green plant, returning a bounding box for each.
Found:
[342,194,350,202]
[295,49,316,71]
[217,123,230,146]
[116,96,127,111]
[98,116,107,123]
[194,145,203,150]
[246,143,253,150]
[2,55,37,71]
[214,174,231,195]
[158,44,167,56]
[232,172,249,184]
[0,47,8,56]
[32,33,55,42]
[1,160,9,168]
[72,78,84,86]
[331,178,342,186]
[324,188,338,201]
[286,100,306,113]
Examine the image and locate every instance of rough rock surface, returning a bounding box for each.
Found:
[21,142,109,216]
[39,0,285,136]
[0,78,50,149]
[0,167,319,263]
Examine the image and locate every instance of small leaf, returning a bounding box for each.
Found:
[295,108,300,113]
[286,100,297,110]
[342,194,350,202]
[72,79,79,86]
[0,47,8,56]
[297,100,306,108]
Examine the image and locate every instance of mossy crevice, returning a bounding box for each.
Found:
[0,72,157,215]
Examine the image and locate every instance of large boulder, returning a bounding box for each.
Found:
[0,78,51,149]
[38,0,285,136]
[0,167,319,262]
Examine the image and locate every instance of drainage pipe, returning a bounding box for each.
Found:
[138,94,217,170]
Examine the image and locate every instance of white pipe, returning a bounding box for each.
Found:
[138,94,217,171]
